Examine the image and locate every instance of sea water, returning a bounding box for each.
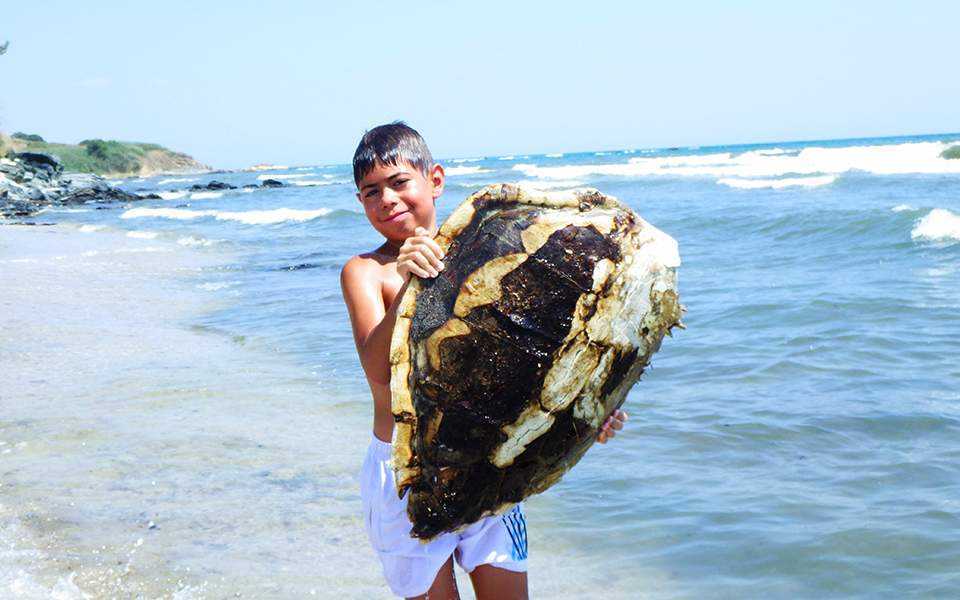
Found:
[1,133,959,598]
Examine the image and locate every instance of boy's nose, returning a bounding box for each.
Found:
[380,187,401,207]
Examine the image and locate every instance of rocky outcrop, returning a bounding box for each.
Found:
[190,180,236,191]
[1,152,149,220]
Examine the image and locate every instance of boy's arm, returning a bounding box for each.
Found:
[340,228,445,386]
[340,257,403,386]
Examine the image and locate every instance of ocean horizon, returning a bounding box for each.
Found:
[2,131,959,598]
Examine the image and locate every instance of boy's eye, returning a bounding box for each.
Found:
[364,189,380,199]
[394,179,409,186]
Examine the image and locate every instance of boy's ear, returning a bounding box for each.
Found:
[430,164,445,199]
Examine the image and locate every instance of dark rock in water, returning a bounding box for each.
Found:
[242,183,259,189]
[13,152,63,176]
[260,179,284,188]
[190,180,236,191]
[391,184,683,540]
[59,185,140,205]
[138,193,162,200]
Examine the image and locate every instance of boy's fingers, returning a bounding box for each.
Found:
[424,237,444,260]
[415,227,428,236]
[407,253,436,276]
[610,418,624,431]
[414,243,443,269]
[406,264,431,279]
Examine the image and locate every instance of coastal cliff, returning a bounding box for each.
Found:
[0,132,209,177]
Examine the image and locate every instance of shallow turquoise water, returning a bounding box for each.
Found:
[2,133,959,598]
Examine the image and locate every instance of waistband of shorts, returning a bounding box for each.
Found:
[368,433,393,460]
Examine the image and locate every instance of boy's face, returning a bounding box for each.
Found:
[356,160,444,247]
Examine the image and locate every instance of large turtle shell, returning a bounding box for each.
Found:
[390,184,681,540]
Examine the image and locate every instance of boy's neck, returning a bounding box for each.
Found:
[377,240,402,256]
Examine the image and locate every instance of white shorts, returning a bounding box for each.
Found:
[360,435,528,597]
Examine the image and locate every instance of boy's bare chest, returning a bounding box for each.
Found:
[380,264,404,310]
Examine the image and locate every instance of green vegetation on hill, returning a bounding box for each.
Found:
[12,132,45,142]
[2,132,207,176]
[942,145,960,160]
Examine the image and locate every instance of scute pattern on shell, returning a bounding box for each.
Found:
[390,184,681,540]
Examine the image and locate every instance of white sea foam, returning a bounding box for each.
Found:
[912,208,960,242]
[0,504,88,600]
[38,207,91,214]
[158,177,198,185]
[546,153,564,158]
[513,141,960,180]
[78,224,106,233]
[717,175,837,189]
[445,166,492,176]
[198,281,238,291]
[127,230,159,239]
[177,235,220,247]
[190,192,223,200]
[291,179,337,187]
[121,207,333,225]
[257,173,310,180]
[158,191,188,200]
[115,246,171,254]
[892,204,915,212]
[498,155,515,161]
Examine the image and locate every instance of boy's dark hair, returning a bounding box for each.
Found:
[353,121,434,186]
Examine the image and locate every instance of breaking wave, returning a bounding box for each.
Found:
[717,175,837,189]
[157,177,198,185]
[158,191,188,200]
[190,192,223,200]
[513,141,960,180]
[445,166,492,176]
[127,230,158,239]
[177,235,221,247]
[911,208,960,242]
[121,207,334,225]
[291,179,339,187]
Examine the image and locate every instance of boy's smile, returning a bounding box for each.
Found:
[356,161,444,247]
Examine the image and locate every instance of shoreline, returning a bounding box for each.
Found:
[0,224,383,597]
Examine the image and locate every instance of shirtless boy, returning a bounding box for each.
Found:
[340,122,627,599]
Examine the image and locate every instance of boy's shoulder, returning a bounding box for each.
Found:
[340,251,395,290]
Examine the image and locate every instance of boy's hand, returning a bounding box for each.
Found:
[597,409,627,444]
[397,227,445,280]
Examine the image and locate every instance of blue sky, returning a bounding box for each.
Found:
[1,1,957,168]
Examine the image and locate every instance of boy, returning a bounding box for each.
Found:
[341,122,626,599]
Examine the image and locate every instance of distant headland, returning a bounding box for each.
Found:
[0,131,209,177]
